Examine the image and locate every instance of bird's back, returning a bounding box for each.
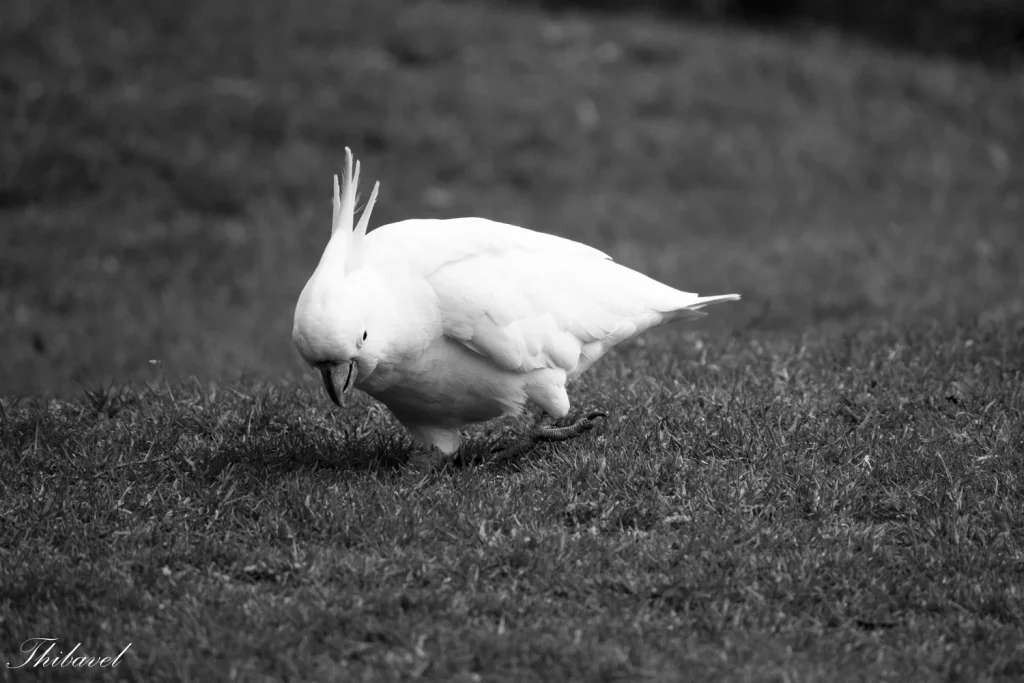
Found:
[362,218,610,272]
[361,217,737,382]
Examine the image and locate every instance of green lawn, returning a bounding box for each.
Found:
[2,0,1023,680]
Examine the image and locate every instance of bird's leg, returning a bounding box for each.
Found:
[448,427,508,469]
[408,412,607,471]
[487,411,607,466]
[407,445,454,472]
[411,434,501,471]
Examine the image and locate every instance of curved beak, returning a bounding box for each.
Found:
[320,361,357,407]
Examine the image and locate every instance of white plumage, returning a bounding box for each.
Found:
[293,149,739,458]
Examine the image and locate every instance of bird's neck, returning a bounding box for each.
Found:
[359,271,442,380]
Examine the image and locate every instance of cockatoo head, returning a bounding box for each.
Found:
[292,148,380,407]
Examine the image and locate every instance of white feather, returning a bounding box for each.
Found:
[361,218,736,379]
[293,152,740,455]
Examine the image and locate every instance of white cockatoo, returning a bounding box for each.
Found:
[293,149,739,464]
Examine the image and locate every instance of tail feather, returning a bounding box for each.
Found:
[686,294,741,310]
[665,293,741,322]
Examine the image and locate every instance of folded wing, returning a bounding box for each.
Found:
[365,218,737,380]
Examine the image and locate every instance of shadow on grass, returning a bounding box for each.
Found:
[201,423,564,484]
[202,431,414,480]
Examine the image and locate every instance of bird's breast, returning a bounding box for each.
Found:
[357,335,529,429]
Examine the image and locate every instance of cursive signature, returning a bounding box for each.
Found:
[6,638,132,669]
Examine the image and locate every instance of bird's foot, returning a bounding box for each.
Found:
[407,446,454,473]
[409,412,608,472]
[535,411,608,443]
[487,411,607,467]
[409,432,505,472]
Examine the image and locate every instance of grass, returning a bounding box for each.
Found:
[3,325,1024,680]
[2,0,1024,679]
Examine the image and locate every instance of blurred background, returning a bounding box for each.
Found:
[2,0,1022,396]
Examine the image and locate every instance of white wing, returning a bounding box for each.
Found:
[361,217,609,276]
[364,218,739,380]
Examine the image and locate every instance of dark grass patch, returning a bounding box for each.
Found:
[2,321,1023,680]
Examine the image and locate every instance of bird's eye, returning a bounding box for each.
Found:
[362,330,368,341]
